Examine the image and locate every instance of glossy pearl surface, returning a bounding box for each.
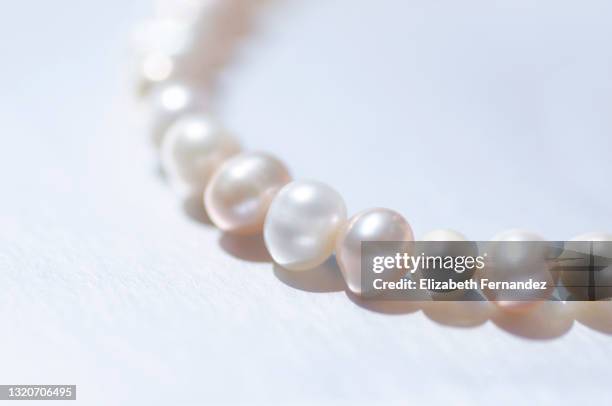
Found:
[148,82,208,146]
[264,181,347,271]
[205,152,291,235]
[160,114,240,194]
[336,208,414,294]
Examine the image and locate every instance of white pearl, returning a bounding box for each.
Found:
[421,229,467,241]
[336,208,414,294]
[148,81,208,146]
[131,15,201,96]
[154,0,219,26]
[135,2,260,96]
[132,19,193,58]
[140,52,175,84]
[160,114,240,194]
[264,181,347,271]
[135,50,204,98]
[205,152,291,235]
[131,18,194,95]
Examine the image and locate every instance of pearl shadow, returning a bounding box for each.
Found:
[422,289,492,328]
[182,193,214,226]
[154,161,166,183]
[345,290,424,315]
[219,233,272,263]
[158,1,590,334]
[273,257,346,293]
[209,219,576,337]
[212,227,582,337]
[490,301,574,340]
[344,282,428,315]
[567,301,612,335]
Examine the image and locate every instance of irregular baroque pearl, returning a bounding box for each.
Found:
[205,152,291,235]
[160,114,240,194]
[264,180,347,271]
[336,208,414,294]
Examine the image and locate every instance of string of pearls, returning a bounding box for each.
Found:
[133,0,612,308]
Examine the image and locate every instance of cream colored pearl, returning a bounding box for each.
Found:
[160,114,240,194]
[264,181,347,271]
[336,208,414,294]
[148,82,208,146]
[205,152,291,235]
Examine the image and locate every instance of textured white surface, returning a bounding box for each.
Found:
[1,1,612,405]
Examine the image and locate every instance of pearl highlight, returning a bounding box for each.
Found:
[335,208,414,294]
[160,114,240,194]
[205,152,291,235]
[264,181,347,271]
[148,82,208,146]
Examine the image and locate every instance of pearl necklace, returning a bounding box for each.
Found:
[133,0,611,304]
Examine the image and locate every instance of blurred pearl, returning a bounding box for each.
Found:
[154,0,219,26]
[421,229,467,241]
[141,52,175,82]
[135,50,201,98]
[135,1,262,96]
[148,82,208,146]
[131,17,194,96]
[264,181,347,271]
[132,19,194,57]
[134,1,220,95]
[336,208,414,294]
[205,152,291,235]
[160,114,240,194]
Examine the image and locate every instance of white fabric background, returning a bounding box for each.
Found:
[1,0,611,404]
